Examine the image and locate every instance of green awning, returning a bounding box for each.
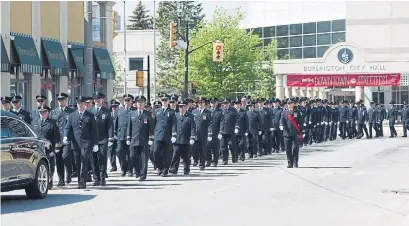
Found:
[67,42,84,71]
[10,32,41,74]
[93,46,115,80]
[41,38,67,76]
[1,36,10,72]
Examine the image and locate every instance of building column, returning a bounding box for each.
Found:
[1,1,11,96]
[104,1,115,99]
[29,1,42,110]
[57,1,68,94]
[285,87,292,98]
[355,86,364,102]
[275,74,284,99]
[300,88,306,97]
[294,87,300,97]
[318,88,327,99]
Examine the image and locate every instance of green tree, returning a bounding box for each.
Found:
[173,8,267,99]
[127,1,153,30]
[112,55,123,98]
[155,1,204,94]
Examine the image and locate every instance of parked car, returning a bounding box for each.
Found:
[1,110,52,199]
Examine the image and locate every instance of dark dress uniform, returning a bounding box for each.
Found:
[192,107,212,169]
[153,103,177,176]
[30,110,60,188]
[108,102,120,171]
[115,105,136,176]
[380,105,387,136]
[12,108,31,124]
[356,106,369,139]
[374,105,383,137]
[272,103,283,152]
[207,105,223,166]
[219,102,240,164]
[170,109,196,174]
[338,103,349,139]
[305,103,315,145]
[235,107,248,161]
[330,105,339,140]
[50,104,75,185]
[64,109,98,188]
[324,105,332,141]
[402,103,408,137]
[246,107,261,158]
[388,102,398,138]
[257,104,272,156]
[367,104,376,138]
[92,105,113,185]
[280,106,302,168]
[127,109,154,180]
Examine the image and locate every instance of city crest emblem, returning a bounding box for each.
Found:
[337,48,353,64]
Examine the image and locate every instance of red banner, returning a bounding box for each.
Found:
[286,73,401,87]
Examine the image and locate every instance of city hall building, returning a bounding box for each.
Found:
[0,1,116,110]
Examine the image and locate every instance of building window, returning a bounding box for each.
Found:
[332,19,346,32]
[263,38,272,46]
[276,25,289,37]
[277,49,289,59]
[290,24,302,35]
[303,22,316,34]
[332,32,346,44]
[129,58,144,71]
[317,33,331,45]
[92,2,105,42]
[317,46,330,57]
[277,37,289,48]
[252,27,263,38]
[303,34,316,46]
[290,36,302,47]
[264,26,275,37]
[303,47,316,58]
[317,21,331,33]
[290,48,302,59]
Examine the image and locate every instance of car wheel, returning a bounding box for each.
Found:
[25,159,49,199]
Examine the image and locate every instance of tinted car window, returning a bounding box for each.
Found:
[6,118,34,138]
[1,118,10,139]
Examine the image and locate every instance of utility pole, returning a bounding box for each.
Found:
[84,1,93,96]
[153,1,157,101]
[123,1,127,95]
[184,22,189,100]
[147,55,151,103]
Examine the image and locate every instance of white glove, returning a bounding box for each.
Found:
[279,126,283,131]
[258,131,262,135]
[49,152,55,157]
[171,137,176,143]
[55,148,61,153]
[148,140,153,146]
[108,141,113,147]
[218,134,222,140]
[337,122,340,125]
[114,135,118,140]
[303,123,306,126]
[234,129,239,134]
[309,121,312,125]
[355,121,357,124]
[126,140,130,146]
[245,133,248,136]
[189,140,194,145]
[269,128,273,131]
[325,122,328,125]
[346,121,349,123]
[330,121,333,124]
[207,137,212,142]
[92,145,99,153]
[63,136,68,145]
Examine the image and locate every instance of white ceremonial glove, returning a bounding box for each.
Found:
[337,122,340,125]
[114,135,118,140]
[346,121,349,123]
[148,140,153,146]
[207,137,212,142]
[269,128,274,131]
[330,121,333,124]
[258,131,262,135]
[303,123,306,126]
[355,121,357,124]
[234,129,239,134]
[279,126,283,131]
[92,145,99,153]
[63,136,68,145]
[189,140,195,145]
[245,133,248,136]
[171,137,176,143]
[309,121,312,125]
[49,152,55,157]
[325,122,328,125]
[55,148,61,153]
[108,141,113,147]
[126,140,130,146]
[218,134,223,140]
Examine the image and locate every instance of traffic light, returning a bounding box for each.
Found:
[136,71,144,87]
[213,42,224,62]
[169,22,177,48]
[112,10,120,39]
[191,81,197,95]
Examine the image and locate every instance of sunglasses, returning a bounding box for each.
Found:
[124,98,132,102]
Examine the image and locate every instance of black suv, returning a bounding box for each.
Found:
[1,110,52,199]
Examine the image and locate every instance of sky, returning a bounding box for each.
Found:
[113,1,346,30]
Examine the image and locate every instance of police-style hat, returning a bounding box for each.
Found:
[56,93,69,99]
[85,96,93,103]
[233,99,241,105]
[265,99,272,105]
[177,100,188,106]
[93,92,105,99]
[370,101,375,105]
[222,98,231,104]
[154,101,162,106]
[160,94,170,101]
[247,101,255,106]
[169,94,178,103]
[1,96,12,104]
[38,106,51,112]
[258,98,266,103]
[76,96,88,103]
[146,103,152,107]
[11,96,22,102]
[273,98,280,103]
[135,95,147,102]
[185,98,194,103]
[210,98,218,103]
[110,99,120,107]
[36,95,47,100]
[123,94,134,100]
[197,97,207,103]
[287,99,295,104]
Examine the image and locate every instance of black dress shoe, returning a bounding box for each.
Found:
[193,161,198,167]
[402,135,407,137]
[223,161,228,165]
[78,183,86,189]
[294,163,299,168]
[66,176,72,184]
[169,169,177,174]
[101,179,106,186]
[184,171,189,175]
[161,170,168,177]
[120,172,126,177]
[199,166,205,171]
[72,171,78,177]
[205,162,211,167]
[135,173,140,178]
[110,167,117,172]
[287,164,293,168]
[139,177,146,181]
[157,169,162,175]
[128,172,134,177]
[212,162,218,167]
[93,180,101,186]
[87,176,93,182]
[105,172,108,178]
[57,181,65,186]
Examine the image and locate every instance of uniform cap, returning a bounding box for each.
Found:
[370,101,375,105]
[38,106,51,112]
[56,93,69,99]
[110,99,120,106]
[154,101,162,106]
[123,94,134,100]
[11,96,22,102]
[145,103,152,107]
[135,95,147,102]
[258,98,266,103]
[76,96,88,102]
[197,97,207,102]
[222,98,231,104]
[93,92,105,99]
[85,96,93,103]
[1,96,12,104]
[36,95,47,100]
[177,100,188,106]
[210,98,218,103]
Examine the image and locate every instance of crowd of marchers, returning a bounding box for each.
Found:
[1,93,408,189]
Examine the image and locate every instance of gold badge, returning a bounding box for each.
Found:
[294,113,297,117]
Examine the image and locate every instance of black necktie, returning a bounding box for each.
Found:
[79,112,83,119]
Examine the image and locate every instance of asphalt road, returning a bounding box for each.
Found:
[2,127,409,226]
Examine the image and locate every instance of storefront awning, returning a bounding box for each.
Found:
[41,38,67,76]
[67,42,84,71]
[1,36,10,72]
[93,46,115,80]
[10,32,42,74]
